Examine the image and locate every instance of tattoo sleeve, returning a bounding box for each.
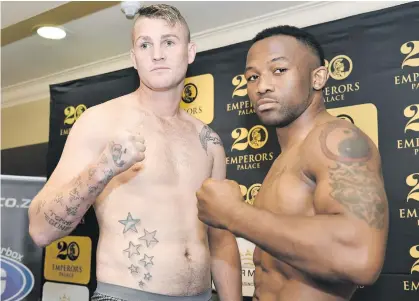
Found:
[199,125,223,154]
[32,155,116,242]
[319,121,386,229]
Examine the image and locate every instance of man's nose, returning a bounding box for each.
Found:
[152,45,165,61]
[257,76,275,95]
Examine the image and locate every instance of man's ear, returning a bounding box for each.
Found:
[312,65,329,91]
[188,41,197,64]
[130,49,138,70]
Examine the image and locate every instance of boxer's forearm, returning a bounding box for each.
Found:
[228,204,379,285]
[209,228,242,301]
[29,154,113,247]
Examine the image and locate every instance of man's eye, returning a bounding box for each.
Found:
[247,75,258,82]
[274,68,287,74]
[140,43,151,49]
[165,40,175,46]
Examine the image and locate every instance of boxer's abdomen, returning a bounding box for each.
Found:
[94,184,212,295]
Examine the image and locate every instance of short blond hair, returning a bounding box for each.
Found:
[134,4,190,42]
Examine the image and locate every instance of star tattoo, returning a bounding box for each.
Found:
[138,229,159,247]
[123,241,141,258]
[119,213,141,233]
[139,254,154,267]
[138,280,145,287]
[144,272,152,281]
[128,264,140,274]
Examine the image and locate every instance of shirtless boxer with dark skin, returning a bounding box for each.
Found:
[28,4,242,301]
[196,26,389,301]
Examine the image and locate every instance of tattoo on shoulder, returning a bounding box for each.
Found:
[319,121,386,229]
[199,125,223,154]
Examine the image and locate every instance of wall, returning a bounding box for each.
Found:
[1,1,411,176]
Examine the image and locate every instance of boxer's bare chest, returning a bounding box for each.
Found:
[112,114,213,192]
[253,146,316,277]
[253,146,315,216]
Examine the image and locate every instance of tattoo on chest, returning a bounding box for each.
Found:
[320,122,386,229]
[118,212,159,287]
[199,125,223,154]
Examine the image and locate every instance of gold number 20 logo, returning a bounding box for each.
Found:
[231,125,268,151]
[409,245,419,274]
[404,104,419,133]
[406,173,419,203]
[232,74,247,98]
[401,41,419,69]
[239,183,261,205]
[64,104,87,125]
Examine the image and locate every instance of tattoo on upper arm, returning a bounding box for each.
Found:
[319,122,386,229]
[199,125,223,154]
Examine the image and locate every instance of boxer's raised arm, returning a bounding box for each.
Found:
[227,120,388,285]
[200,125,242,301]
[29,108,146,247]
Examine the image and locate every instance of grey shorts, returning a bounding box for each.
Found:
[91,281,212,301]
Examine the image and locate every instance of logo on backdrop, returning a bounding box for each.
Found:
[400,173,419,227]
[226,125,274,171]
[403,245,419,291]
[61,104,87,136]
[227,74,255,116]
[239,183,261,206]
[180,74,214,124]
[394,41,419,90]
[324,54,360,103]
[327,103,379,148]
[44,236,92,285]
[42,281,90,301]
[0,247,35,301]
[397,104,419,156]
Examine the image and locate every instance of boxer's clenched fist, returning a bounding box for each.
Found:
[101,127,146,175]
[196,178,245,230]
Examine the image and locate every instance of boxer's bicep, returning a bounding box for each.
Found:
[309,121,388,278]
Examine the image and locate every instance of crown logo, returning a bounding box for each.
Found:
[60,294,71,301]
[241,249,255,268]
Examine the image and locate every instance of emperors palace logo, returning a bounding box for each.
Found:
[180,74,214,124]
[44,236,91,285]
[60,104,87,136]
[397,104,419,156]
[403,245,419,291]
[400,173,419,226]
[239,183,261,206]
[226,125,274,171]
[227,74,255,116]
[323,54,360,103]
[394,41,419,90]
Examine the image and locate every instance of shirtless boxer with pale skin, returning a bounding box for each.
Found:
[28,4,242,301]
[196,26,389,301]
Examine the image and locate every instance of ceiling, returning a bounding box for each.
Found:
[1,1,310,88]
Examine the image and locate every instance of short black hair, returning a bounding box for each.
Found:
[252,25,325,66]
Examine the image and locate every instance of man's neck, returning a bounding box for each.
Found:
[135,81,184,117]
[276,96,327,151]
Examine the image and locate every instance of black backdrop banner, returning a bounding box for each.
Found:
[45,2,419,300]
